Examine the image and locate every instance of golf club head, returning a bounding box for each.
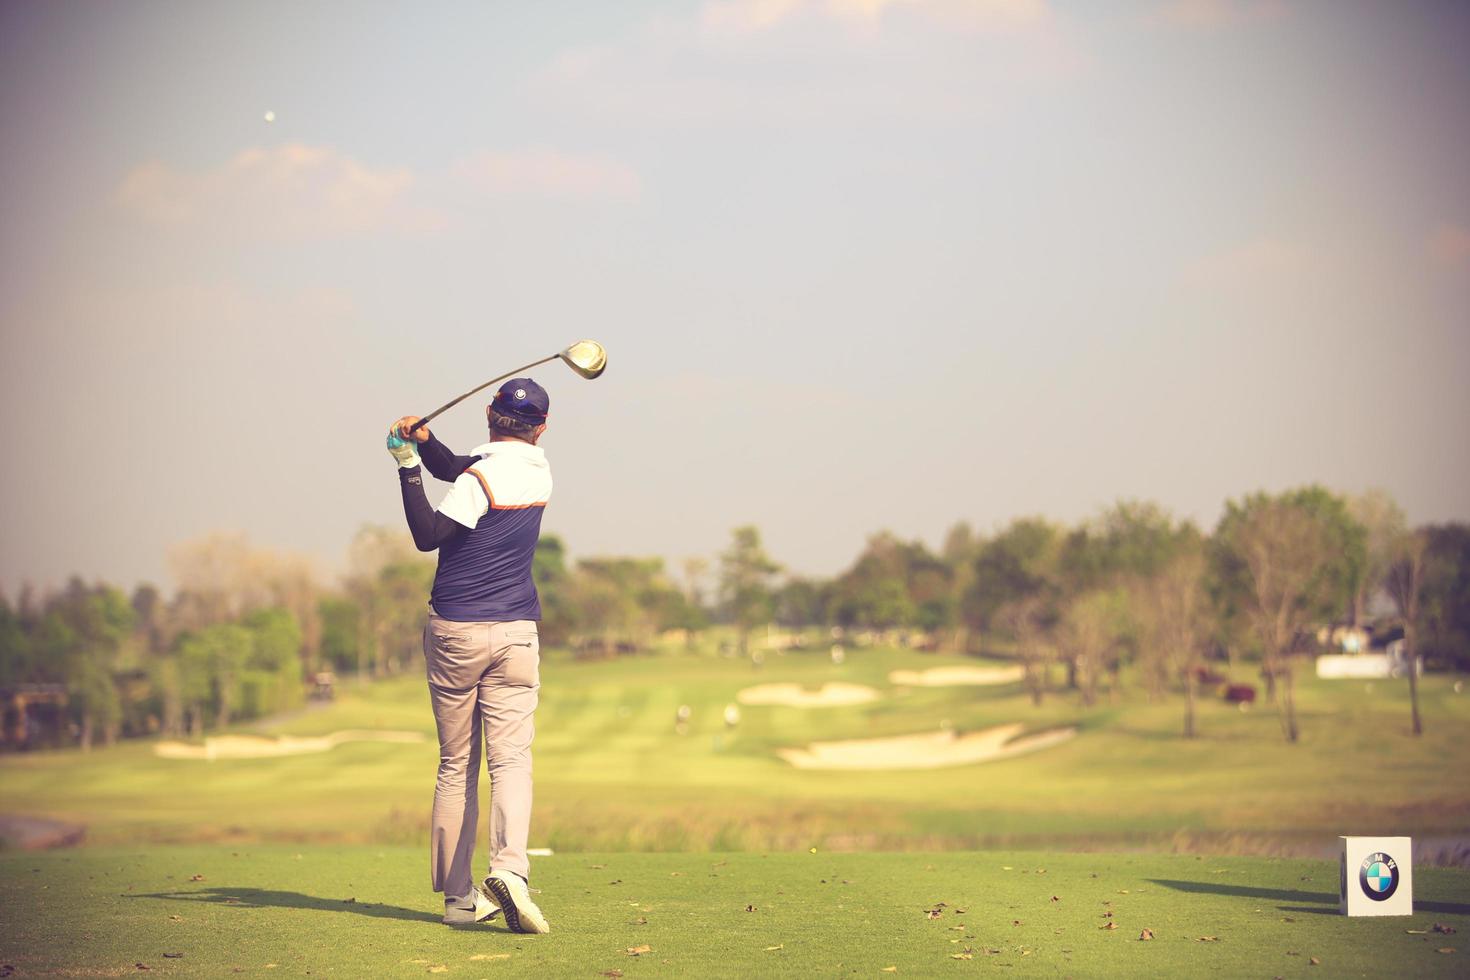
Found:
[559,340,607,379]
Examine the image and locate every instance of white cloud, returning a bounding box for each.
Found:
[701,0,1049,35]
[1429,223,1470,272]
[115,144,444,240]
[451,148,640,200]
[1182,237,1323,290]
[534,0,1082,128]
[1152,0,1287,31]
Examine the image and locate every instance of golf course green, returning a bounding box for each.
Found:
[3,643,1469,975]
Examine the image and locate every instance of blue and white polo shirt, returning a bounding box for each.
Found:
[430,441,552,622]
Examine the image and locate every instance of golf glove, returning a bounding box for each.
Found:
[386,428,422,469]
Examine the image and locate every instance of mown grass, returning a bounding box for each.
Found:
[2,846,1467,978]
[2,644,1467,857]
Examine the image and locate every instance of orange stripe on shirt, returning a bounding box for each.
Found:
[465,466,549,511]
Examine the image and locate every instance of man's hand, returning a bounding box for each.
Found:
[392,416,431,443]
[386,426,422,469]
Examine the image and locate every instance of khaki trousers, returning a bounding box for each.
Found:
[422,614,540,897]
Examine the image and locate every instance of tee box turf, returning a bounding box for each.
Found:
[1340,836,1413,916]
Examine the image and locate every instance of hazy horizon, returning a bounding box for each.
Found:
[3,0,1467,596]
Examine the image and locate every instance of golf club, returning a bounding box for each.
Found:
[405,340,607,436]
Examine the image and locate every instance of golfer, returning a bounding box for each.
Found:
[386,378,554,934]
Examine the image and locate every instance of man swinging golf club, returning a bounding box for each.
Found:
[386,378,555,933]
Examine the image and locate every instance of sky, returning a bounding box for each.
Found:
[1,0,1467,595]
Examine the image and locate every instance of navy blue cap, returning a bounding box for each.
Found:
[492,377,549,425]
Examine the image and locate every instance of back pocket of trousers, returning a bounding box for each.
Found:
[502,633,540,687]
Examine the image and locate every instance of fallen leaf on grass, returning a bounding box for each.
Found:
[746,905,758,912]
[954,908,967,915]
[1117,889,1129,894]
[882,967,897,973]
[1197,936,1219,943]
[626,945,652,956]
[1012,920,1022,927]
[342,897,356,904]
[633,916,648,925]
[1437,948,1457,955]
[601,971,624,978]
[189,875,205,881]
[163,953,184,959]
[948,926,965,931]
[427,966,448,974]
[469,954,511,961]
[1051,896,1061,902]
[926,909,943,919]
[135,965,150,972]
[670,872,684,877]
[1308,957,1320,966]
[168,915,182,922]
[1282,916,1296,923]
[589,864,606,870]
[1139,929,1154,941]
[1407,929,1429,935]
[1434,924,1458,935]
[609,879,622,885]
[764,944,784,951]
[1100,922,1117,931]
[952,952,973,960]
[1101,912,1114,919]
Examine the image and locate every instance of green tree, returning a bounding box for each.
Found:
[175,623,253,730]
[964,518,1062,636]
[965,519,1065,702]
[1214,486,1365,742]
[1346,489,1407,627]
[1133,533,1213,736]
[1059,589,1132,707]
[719,526,781,657]
[1419,523,1470,671]
[317,595,361,674]
[1385,530,1427,736]
[242,608,305,717]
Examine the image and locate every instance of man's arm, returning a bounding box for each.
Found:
[398,466,469,552]
[391,417,478,482]
[419,433,479,482]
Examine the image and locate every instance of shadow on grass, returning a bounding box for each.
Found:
[130,888,443,925]
[1149,879,1470,916]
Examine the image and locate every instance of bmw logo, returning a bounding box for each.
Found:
[1358,852,1400,902]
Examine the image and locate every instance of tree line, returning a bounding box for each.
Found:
[1,485,1466,749]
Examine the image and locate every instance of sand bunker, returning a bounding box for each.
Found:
[887,665,1024,687]
[777,723,1075,771]
[154,729,425,761]
[736,682,881,708]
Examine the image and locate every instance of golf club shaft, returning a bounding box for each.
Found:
[407,354,558,435]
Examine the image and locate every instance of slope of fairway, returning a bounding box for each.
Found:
[2,847,1467,978]
[2,645,1468,856]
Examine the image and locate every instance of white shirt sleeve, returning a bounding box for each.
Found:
[436,470,490,528]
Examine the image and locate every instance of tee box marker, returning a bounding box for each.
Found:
[1339,836,1413,916]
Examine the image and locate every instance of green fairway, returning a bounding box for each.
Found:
[2,645,1467,856]
[2,847,1467,977]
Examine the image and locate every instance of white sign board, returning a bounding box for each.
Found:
[1340,837,1413,916]
[1317,655,1393,679]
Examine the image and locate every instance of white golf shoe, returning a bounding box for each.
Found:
[483,870,550,934]
[442,884,499,926]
